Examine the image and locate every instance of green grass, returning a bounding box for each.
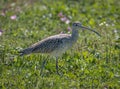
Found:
[0,0,120,89]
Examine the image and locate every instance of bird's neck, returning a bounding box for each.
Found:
[71,29,79,43]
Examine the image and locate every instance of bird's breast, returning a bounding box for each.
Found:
[50,41,73,57]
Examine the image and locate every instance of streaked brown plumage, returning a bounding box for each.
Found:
[20,34,73,57]
[20,22,100,74]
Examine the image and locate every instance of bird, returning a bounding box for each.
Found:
[20,22,101,75]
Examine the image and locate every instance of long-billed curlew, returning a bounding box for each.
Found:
[20,22,100,74]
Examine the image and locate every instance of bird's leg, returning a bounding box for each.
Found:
[56,57,59,75]
[40,59,46,76]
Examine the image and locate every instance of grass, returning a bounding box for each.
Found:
[0,0,120,89]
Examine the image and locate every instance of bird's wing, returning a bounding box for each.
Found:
[31,34,71,53]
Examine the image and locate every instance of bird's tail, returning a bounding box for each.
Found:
[19,47,33,56]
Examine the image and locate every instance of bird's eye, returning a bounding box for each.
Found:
[73,23,78,26]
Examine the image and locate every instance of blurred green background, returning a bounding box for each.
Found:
[0,0,120,89]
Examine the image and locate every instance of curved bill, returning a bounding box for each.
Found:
[80,26,101,36]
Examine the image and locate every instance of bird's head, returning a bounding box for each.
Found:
[72,22,101,36]
[72,22,82,30]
